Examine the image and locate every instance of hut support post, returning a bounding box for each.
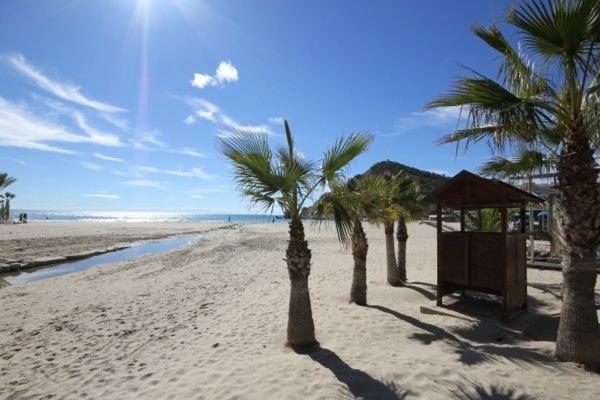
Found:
[501,205,509,321]
[519,207,526,234]
[436,203,443,306]
[460,208,465,232]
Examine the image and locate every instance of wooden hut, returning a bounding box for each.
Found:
[425,170,544,320]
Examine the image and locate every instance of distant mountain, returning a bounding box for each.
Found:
[300,160,450,218]
[353,160,449,196]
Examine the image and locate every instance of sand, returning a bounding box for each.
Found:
[0,221,598,399]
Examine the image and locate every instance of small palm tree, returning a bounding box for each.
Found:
[429,0,600,363]
[3,192,15,221]
[391,173,424,283]
[0,173,16,222]
[313,175,387,305]
[465,209,501,232]
[371,172,421,286]
[220,120,373,347]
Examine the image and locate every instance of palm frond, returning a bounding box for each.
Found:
[429,76,552,150]
[473,25,551,97]
[466,209,501,232]
[321,132,373,187]
[219,130,284,212]
[479,148,556,178]
[311,187,355,247]
[0,173,16,190]
[508,0,595,60]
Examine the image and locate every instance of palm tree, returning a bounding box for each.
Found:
[3,192,15,221]
[0,173,16,190]
[219,120,373,347]
[391,173,424,283]
[465,208,501,232]
[429,0,600,363]
[372,172,420,286]
[313,175,387,305]
[0,173,16,222]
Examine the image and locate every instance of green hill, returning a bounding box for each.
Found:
[300,161,449,217]
[353,160,449,196]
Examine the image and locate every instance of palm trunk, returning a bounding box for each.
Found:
[385,220,400,286]
[350,218,368,305]
[396,216,408,283]
[286,216,317,348]
[554,127,600,364]
[5,199,10,221]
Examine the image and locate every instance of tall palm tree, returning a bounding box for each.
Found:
[220,121,373,347]
[313,175,387,305]
[429,0,600,363]
[390,173,424,283]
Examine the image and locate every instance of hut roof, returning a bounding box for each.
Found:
[424,170,544,208]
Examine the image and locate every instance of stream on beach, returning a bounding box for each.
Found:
[0,234,201,288]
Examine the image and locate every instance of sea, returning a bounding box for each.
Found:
[10,210,286,224]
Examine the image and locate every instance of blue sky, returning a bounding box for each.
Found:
[0,0,513,212]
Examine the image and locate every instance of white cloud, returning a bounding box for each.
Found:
[0,97,126,154]
[190,73,214,89]
[41,97,122,147]
[98,112,129,131]
[191,194,205,199]
[133,165,215,179]
[215,61,238,83]
[130,130,166,150]
[180,147,206,158]
[121,179,163,188]
[72,112,122,147]
[5,54,126,113]
[183,98,219,124]
[190,61,239,89]
[389,106,465,136]
[129,130,203,159]
[93,152,123,162]
[80,161,103,171]
[268,116,285,125]
[183,97,276,137]
[84,193,120,199]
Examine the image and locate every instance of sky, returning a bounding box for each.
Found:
[0,0,516,213]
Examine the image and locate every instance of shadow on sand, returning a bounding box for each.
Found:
[366,304,555,368]
[451,381,535,400]
[399,283,437,301]
[296,346,410,399]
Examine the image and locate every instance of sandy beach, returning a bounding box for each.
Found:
[0,221,598,400]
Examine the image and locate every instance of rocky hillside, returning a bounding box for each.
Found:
[353,160,449,196]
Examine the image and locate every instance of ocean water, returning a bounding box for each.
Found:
[10,210,286,223]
